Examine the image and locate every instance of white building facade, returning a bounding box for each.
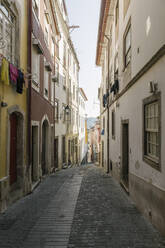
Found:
[54,0,68,169]
[79,88,88,164]
[67,43,80,165]
[55,0,80,167]
[96,0,165,236]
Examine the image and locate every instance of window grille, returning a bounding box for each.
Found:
[0,1,16,64]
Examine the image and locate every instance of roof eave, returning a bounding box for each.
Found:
[96,0,111,66]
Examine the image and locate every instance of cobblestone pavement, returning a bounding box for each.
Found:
[68,165,165,248]
[0,165,165,248]
[0,167,82,248]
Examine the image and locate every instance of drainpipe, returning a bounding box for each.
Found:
[27,0,32,171]
[104,34,110,173]
[50,0,56,172]
[53,65,56,172]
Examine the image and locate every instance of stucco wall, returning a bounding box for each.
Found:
[131,0,165,78]
[109,55,165,190]
[0,0,28,179]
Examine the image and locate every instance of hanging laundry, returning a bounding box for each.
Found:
[103,94,107,107]
[101,129,104,135]
[106,91,109,98]
[9,63,18,85]
[16,70,25,94]
[114,79,119,95]
[110,84,115,93]
[110,79,119,95]
[0,57,10,85]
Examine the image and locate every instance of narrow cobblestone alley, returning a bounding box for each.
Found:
[0,165,165,248]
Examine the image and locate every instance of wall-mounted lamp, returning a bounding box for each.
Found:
[1,101,8,107]
[69,25,80,33]
[56,105,71,121]
[65,105,70,115]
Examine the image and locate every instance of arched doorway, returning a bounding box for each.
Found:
[31,125,39,182]
[42,120,49,175]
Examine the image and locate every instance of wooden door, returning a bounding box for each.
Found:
[122,122,129,189]
[102,141,104,167]
[62,136,65,163]
[32,127,34,181]
[10,113,17,185]
[54,138,58,168]
[32,126,38,182]
[42,123,46,175]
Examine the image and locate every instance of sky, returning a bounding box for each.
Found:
[65,0,101,118]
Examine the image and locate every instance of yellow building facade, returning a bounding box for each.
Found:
[0,0,28,212]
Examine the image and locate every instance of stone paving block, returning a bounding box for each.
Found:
[0,165,165,248]
[0,168,81,248]
[68,165,165,248]
[22,170,83,248]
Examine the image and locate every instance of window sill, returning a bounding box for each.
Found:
[143,155,160,171]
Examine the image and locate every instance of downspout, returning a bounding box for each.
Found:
[53,63,55,171]
[104,34,110,173]
[50,0,58,171]
[27,0,32,171]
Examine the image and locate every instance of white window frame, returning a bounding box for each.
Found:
[124,24,131,68]
[63,73,66,90]
[32,45,40,91]
[44,68,49,99]
[51,80,55,105]
[73,85,75,100]
[32,0,40,20]
[55,99,59,122]
[51,37,55,58]
[55,62,59,84]
[62,104,66,123]
[63,41,66,68]
[44,16,49,46]
[143,93,161,169]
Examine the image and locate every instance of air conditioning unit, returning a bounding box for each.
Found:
[52,75,58,82]
[45,61,52,71]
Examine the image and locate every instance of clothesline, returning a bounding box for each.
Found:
[102,79,119,107]
[0,54,25,94]
[0,53,31,79]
